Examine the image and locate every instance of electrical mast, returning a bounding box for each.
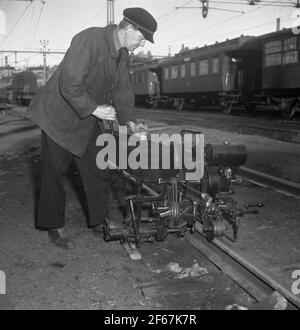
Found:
[107,0,115,25]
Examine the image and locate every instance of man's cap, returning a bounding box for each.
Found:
[123,7,157,43]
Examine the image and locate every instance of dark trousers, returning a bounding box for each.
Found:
[37,125,110,229]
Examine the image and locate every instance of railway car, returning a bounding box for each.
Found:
[129,59,162,108]
[130,36,253,110]
[0,79,12,104]
[222,28,300,118]
[11,70,38,106]
[131,28,300,118]
[159,36,255,110]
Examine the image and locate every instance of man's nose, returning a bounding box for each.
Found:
[140,39,146,47]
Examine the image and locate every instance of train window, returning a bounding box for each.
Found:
[212,57,219,74]
[284,37,297,51]
[164,67,169,80]
[199,59,209,76]
[265,40,282,54]
[265,40,282,66]
[190,62,196,77]
[265,53,281,66]
[181,64,186,78]
[283,50,298,64]
[171,66,178,79]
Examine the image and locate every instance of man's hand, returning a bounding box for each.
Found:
[127,121,148,134]
[92,105,116,121]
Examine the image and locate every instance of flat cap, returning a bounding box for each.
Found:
[123,7,157,43]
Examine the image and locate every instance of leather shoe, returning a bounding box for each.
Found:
[48,228,75,250]
[92,224,104,237]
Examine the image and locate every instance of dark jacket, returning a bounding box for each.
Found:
[28,25,136,157]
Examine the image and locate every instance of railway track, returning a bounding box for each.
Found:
[136,108,300,144]
[237,166,300,198]
[123,170,300,310]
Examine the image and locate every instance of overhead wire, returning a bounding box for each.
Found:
[154,0,286,54]
[29,0,45,47]
[26,0,35,46]
[0,0,33,48]
[192,12,292,46]
[209,0,295,6]
[80,4,107,29]
[51,4,107,51]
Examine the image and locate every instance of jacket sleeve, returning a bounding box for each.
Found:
[59,33,98,119]
[113,53,136,125]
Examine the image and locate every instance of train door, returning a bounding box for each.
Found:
[222,55,237,92]
[148,72,160,98]
[236,51,262,94]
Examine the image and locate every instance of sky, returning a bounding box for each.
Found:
[0,0,299,68]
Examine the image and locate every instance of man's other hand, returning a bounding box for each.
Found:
[93,105,116,121]
[127,121,148,134]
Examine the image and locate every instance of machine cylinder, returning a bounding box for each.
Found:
[205,143,247,167]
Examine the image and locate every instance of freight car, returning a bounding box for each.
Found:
[130,28,300,118]
[11,70,38,106]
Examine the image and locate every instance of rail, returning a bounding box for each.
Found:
[238,166,300,198]
[123,169,300,310]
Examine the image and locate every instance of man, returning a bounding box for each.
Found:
[28,7,157,250]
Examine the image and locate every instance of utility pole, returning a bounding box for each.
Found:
[0,48,65,84]
[276,18,280,31]
[40,39,49,85]
[107,0,115,25]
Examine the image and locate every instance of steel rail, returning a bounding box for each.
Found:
[122,169,300,309]
[238,166,300,198]
[137,110,300,144]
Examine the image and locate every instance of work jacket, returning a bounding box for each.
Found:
[28,25,136,157]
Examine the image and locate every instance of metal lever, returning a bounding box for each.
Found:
[245,202,264,209]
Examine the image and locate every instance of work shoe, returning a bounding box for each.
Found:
[48,228,75,250]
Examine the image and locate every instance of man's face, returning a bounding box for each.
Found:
[124,26,146,52]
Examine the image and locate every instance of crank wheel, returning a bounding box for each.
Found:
[201,166,219,199]
[203,215,225,242]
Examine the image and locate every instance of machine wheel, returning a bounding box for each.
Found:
[201,166,219,199]
[222,101,233,114]
[203,215,226,242]
[283,104,296,119]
